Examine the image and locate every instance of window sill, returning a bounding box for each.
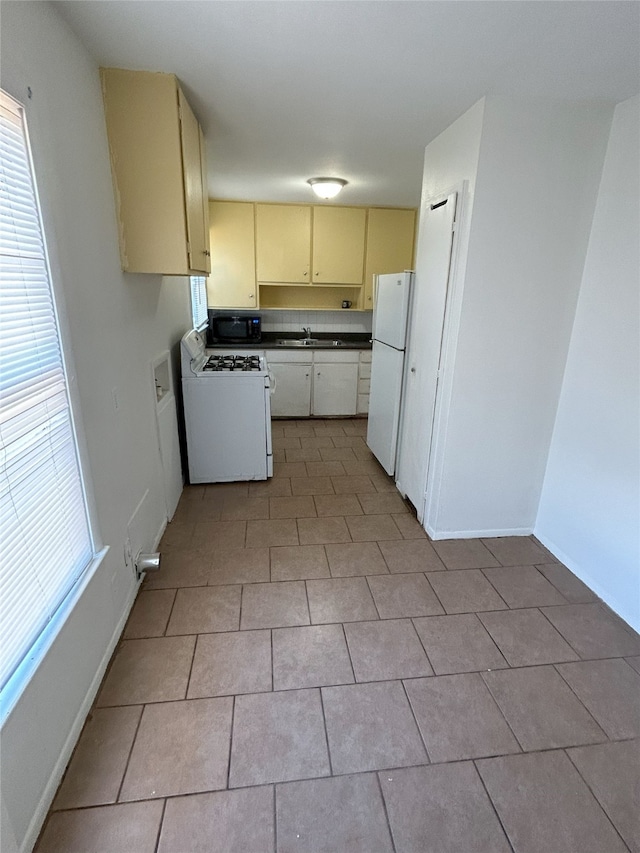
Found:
[0,546,110,726]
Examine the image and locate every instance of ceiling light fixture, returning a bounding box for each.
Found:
[307,177,348,200]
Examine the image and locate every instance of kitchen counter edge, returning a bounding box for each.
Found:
[209,332,372,351]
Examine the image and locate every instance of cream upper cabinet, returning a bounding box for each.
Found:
[256,204,311,283]
[363,208,416,307]
[100,67,210,275]
[312,206,366,284]
[207,201,256,308]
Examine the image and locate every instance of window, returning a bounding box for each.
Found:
[190,275,208,331]
[0,90,94,706]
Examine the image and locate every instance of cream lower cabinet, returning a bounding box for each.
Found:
[269,351,313,417]
[312,351,359,416]
[269,350,364,417]
[357,350,372,414]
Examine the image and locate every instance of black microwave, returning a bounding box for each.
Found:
[207,311,262,345]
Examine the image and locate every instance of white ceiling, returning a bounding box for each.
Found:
[55,0,639,208]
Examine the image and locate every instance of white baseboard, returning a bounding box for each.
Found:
[21,577,140,853]
[425,525,534,540]
[154,517,168,551]
[533,531,640,634]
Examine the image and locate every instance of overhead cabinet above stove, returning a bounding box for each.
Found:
[100,67,210,275]
[208,201,416,311]
[255,204,366,285]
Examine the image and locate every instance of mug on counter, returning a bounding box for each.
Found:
[341,300,352,309]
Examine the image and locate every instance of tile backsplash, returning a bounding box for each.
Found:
[260,309,373,334]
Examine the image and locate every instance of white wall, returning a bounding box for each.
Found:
[427,96,612,536]
[535,95,640,632]
[260,309,372,334]
[398,99,485,512]
[0,4,192,850]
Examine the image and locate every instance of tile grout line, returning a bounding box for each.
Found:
[225,694,236,790]
[475,668,526,755]
[364,575,383,621]
[550,662,612,741]
[180,635,199,704]
[302,579,313,632]
[563,746,632,851]
[409,607,437,675]
[269,628,274,692]
[318,688,334,776]
[162,589,179,637]
[339,621,357,684]
[536,605,586,660]
[152,797,167,853]
[421,571,447,615]
[272,783,277,853]
[532,562,597,604]
[375,771,398,853]
[399,678,432,764]
[115,703,145,803]
[472,758,517,853]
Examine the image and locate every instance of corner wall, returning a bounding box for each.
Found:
[535,95,640,631]
[0,4,191,850]
[428,96,612,536]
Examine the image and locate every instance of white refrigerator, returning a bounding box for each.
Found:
[366,271,413,475]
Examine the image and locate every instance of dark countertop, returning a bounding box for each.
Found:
[210,332,372,350]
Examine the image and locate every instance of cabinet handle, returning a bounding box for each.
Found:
[248,294,254,299]
[303,271,308,277]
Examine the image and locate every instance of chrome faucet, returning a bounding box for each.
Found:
[302,327,312,339]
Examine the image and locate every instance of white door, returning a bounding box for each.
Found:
[366,341,405,475]
[157,395,183,519]
[373,272,412,348]
[313,362,359,416]
[270,362,312,417]
[396,192,457,518]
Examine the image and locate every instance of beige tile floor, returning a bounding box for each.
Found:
[36,418,640,853]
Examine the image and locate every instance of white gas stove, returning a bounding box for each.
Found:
[180,329,273,483]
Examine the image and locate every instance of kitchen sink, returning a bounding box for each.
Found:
[275,338,344,347]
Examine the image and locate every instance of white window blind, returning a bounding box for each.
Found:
[190,275,208,331]
[0,90,94,697]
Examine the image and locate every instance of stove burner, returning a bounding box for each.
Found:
[203,355,262,372]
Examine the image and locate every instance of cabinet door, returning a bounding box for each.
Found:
[208,201,256,308]
[179,88,209,274]
[363,208,416,308]
[101,68,189,274]
[199,126,211,274]
[312,206,366,284]
[270,363,312,417]
[313,362,359,416]
[256,204,311,283]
